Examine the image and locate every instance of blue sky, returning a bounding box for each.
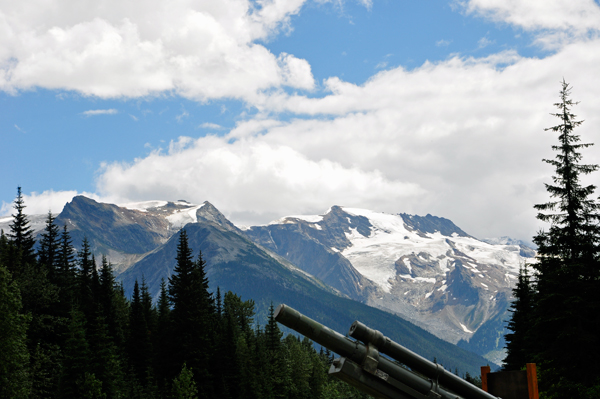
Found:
[2,0,600,242]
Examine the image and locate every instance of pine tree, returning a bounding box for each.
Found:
[0,263,31,399]
[503,264,534,371]
[154,278,171,392]
[168,230,215,397]
[265,302,283,352]
[78,237,95,322]
[531,80,600,395]
[98,256,126,349]
[59,309,91,398]
[8,187,36,271]
[37,212,60,281]
[128,280,152,383]
[57,225,77,315]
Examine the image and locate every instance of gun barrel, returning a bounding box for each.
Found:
[275,304,484,399]
[349,320,498,399]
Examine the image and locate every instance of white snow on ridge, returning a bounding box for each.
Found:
[336,207,528,293]
[269,214,324,225]
[166,204,205,227]
[120,200,169,211]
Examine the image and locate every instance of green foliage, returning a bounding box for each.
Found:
[3,191,384,399]
[8,186,37,270]
[172,364,198,399]
[503,264,534,371]
[0,263,31,399]
[505,81,600,398]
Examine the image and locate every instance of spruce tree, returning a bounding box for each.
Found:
[154,278,171,392]
[0,263,31,399]
[128,280,152,383]
[8,187,36,271]
[503,264,534,371]
[78,237,95,322]
[57,225,77,314]
[531,80,600,395]
[38,212,60,281]
[168,229,216,398]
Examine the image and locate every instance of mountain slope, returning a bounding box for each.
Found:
[245,206,533,363]
[44,196,495,374]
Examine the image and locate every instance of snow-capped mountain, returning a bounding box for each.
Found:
[245,206,535,364]
[2,196,532,365]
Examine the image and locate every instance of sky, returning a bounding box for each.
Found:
[2,0,600,244]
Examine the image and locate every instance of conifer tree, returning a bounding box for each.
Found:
[8,187,36,271]
[98,255,126,349]
[503,264,534,371]
[531,80,600,396]
[78,238,95,321]
[38,211,61,283]
[57,225,77,314]
[60,309,91,398]
[154,278,171,391]
[0,263,31,399]
[128,280,152,383]
[168,230,215,397]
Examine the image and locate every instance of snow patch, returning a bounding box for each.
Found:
[120,200,168,211]
[166,204,205,227]
[460,323,474,333]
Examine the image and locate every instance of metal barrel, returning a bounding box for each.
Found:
[275,304,472,399]
[349,320,498,399]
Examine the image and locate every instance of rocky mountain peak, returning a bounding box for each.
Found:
[196,201,239,232]
[399,213,471,238]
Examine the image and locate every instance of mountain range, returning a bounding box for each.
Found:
[0,195,534,370]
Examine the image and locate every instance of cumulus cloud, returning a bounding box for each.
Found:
[0,189,99,217]
[0,0,315,100]
[7,0,600,244]
[95,136,426,226]
[460,0,600,48]
[89,34,600,241]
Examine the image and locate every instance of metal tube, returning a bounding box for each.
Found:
[349,320,499,399]
[274,304,466,399]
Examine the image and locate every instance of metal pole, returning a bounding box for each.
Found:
[275,304,470,399]
[349,320,499,399]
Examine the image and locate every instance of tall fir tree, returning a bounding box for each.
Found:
[78,237,95,322]
[128,280,153,383]
[154,277,171,392]
[0,263,31,399]
[503,264,534,371]
[38,211,61,283]
[57,225,77,309]
[168,230,216,398]
[531,80,600,396]
[8,187,37,272]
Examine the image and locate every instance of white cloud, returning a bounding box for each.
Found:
[200,122,224,130]
[95,136,426,225]
[90,36,600,242]
[82,108,118,116]
[0,190,98,217]
[477,36,494,48]
[0,0,315,100]
[460,0,600,48]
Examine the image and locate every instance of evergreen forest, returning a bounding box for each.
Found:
[0,192,372,399]
[503,80,600,398]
